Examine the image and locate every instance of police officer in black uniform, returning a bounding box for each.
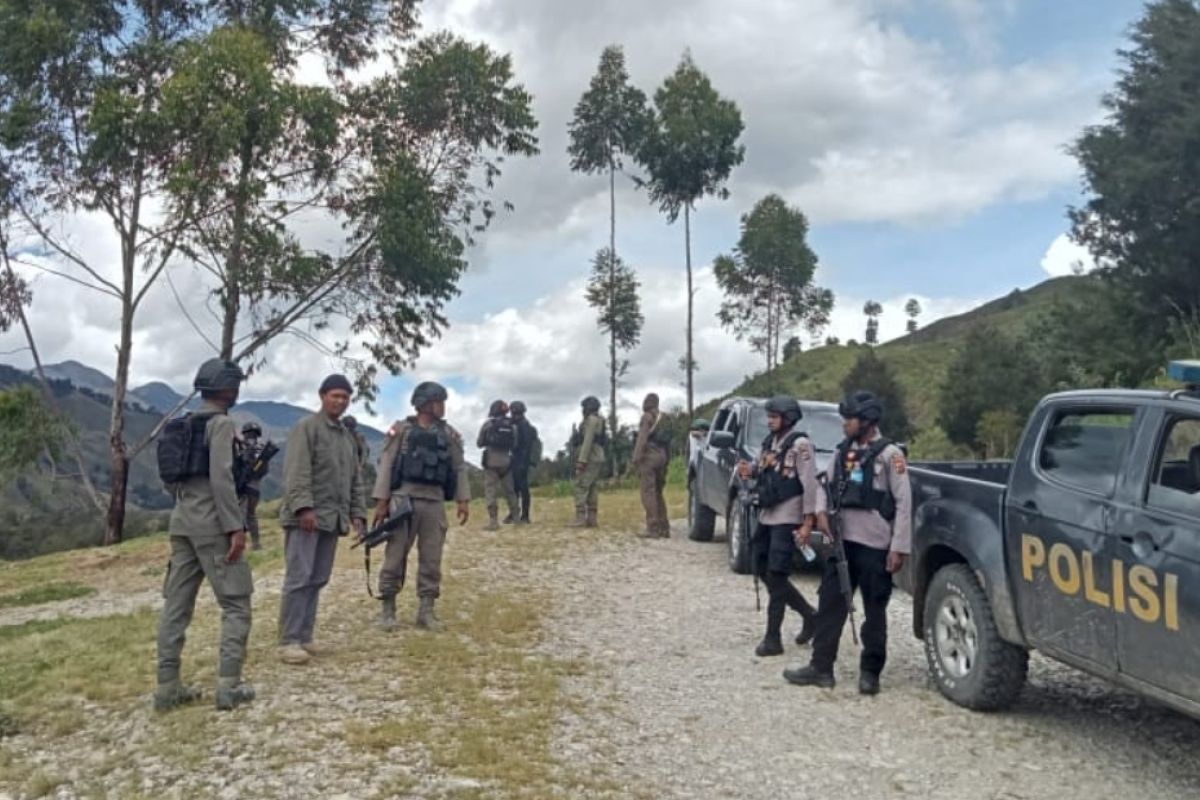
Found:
[737,397,820,656]
[784,391,912,694]
[509,401,539,524]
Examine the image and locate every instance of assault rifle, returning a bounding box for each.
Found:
[235,440,279,495]
[736,471,762,611]
[818,472,859,647]
[354,498,414,597]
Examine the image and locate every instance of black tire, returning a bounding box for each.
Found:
[923,563,1029,711]
[726,498,752,574]
[687,481,716,542]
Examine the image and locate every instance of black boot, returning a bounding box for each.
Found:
[755,635,784,657]
[794,612,815,646]
[783,664,835,689]
[859,672,881,696]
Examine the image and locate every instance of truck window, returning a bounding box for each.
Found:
[1037,409,1134,496]
[1148,416,1200,518]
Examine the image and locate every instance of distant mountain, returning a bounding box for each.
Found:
[131,381,192,414]
[41,361,115,394]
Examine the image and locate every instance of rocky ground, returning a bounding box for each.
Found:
[3,506,1200,799]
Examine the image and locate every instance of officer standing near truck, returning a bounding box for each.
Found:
[631,392,671,538]
[373,382,471,631]
[784,390,912,694]
[736,397,818,656]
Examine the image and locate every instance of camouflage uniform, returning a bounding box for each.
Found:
[632,395,670,538]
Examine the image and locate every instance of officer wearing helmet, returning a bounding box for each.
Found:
[735,397,818,657]
[477,399,521,531]
[509,401,540,524]
[785,390,912,695]
[631,393,671,538]
[569,395,607,528]
[155,358,255,712]
[239,421,266,551]
[371,381,471,631]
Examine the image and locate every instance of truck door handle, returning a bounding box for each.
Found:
[1022,500,1038,512]
[1120,532,1161,553]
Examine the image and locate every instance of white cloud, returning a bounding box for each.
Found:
[1040,233,1097,277]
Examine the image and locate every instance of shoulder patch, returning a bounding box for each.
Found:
[891,452,907,474]
[796,439,812,461]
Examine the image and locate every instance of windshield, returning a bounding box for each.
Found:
[747,406,842,452]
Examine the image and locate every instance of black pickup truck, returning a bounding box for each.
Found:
[903,377,1200,719]
[687,397,843,574]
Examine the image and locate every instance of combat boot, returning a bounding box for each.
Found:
[783,664,836,689]
[567,508,588,528]
[153,679,202,712]
[377,595,398,632]
[502,512,515,525]
[215,677,255,711]
[486,514,500,532]
[585,508,599,528]
[794,613,816,646]
[859,672,881,696]
[755,635,784,657]
[416,596,443,631]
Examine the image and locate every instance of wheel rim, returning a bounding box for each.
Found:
[934,594,979,679]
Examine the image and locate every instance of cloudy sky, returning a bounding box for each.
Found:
[0,0,1140,456]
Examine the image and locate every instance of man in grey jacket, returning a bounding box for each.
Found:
[278,374,366,665]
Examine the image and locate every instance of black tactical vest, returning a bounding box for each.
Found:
[391,421,458,500]
[756,431,806,509]
[157,413,216,485]
[571,415,609,448]
[833,438,896,521]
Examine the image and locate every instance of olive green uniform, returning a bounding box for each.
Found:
[373,418,470,598]
[477,419,519,525]
[278,412,365,647]
[632,409,671,537]
[156,400,253,689]
[573,414,606,525]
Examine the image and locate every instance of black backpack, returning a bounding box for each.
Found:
[157,414,213,485]
[485,417,517,451]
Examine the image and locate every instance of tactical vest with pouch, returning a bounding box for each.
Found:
[755,431,806,509]
[484,417,517,451]
[833,438,896,521]
[570,416,609,449]
[157,413,216,485]
[391,421,458,501]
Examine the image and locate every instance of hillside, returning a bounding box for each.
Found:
[698,275,1087,433]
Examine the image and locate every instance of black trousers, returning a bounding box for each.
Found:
[512,464,531,520]
[753,524,815,640]
[810,540,893,676]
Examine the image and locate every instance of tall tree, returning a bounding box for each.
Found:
[585,247,643,455]
[863,300,883,345]
[783,336,803,362]
[905,298,921,333]
[1070,0,1200,351]
[841,348,911,441]
[0,385,70,487]
[938,326,1043,448]
[568,45,650,439]
[638,51,744,417]
[713,194,831,376]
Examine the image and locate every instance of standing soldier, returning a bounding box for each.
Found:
[784,391,912,694]
[240,421,265,551]
[477,400,520,531]
[569,396,607,528]
[373,382,471,631]
[736,397,818,657]
[278,374,366,666]
[509,401,540,524]
[154,358,255,712]
[631,393,671,538]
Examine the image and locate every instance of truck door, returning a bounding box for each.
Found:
[701,405,737,510]
[1005,405,1136,675]
[1113,410,1200,701]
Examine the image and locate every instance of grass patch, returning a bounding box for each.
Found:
[0,581,96,609]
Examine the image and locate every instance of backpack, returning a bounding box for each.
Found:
[157,414,213,485]
[484,417,517,451]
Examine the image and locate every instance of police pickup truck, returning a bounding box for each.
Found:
[902,363,1200,719]
[687,397,843,574]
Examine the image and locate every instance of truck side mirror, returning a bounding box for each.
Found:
[710,430,736,450]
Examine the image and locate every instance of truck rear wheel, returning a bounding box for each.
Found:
[726,498,752,574]
[923,564,1028,711]
[687,480,715,542]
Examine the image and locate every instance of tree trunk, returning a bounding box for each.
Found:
[608,161,618,472]
[685,203,694,418]
[103,287,134,546]
[220,132,256,358]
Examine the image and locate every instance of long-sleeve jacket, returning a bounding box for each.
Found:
[169,400,244,538]
[815,431,913,554]
[576,414,606,466]
[632,410,666,468]
[280,412,366,534]
[754,425,820,526]
[372,418,471,504]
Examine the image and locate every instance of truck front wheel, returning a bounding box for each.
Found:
[687,480,716,542]
[923,564,1028,711]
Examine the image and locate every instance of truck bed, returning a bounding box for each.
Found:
[910,459,1012,486]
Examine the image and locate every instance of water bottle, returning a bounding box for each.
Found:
[800,543,817,562]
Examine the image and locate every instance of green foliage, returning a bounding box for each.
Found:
[0,386,70,485]
[714,194,831,376]
[783,336,803,361]
[567,45,651,177]
[906,426,973,461]
[863,300,882,346]
[840,349,912,441]
[905,298,921,334]
[0,581,94,609]
[586,248,643,359]
[938,326,1043,448]
[1070,0,1200,352]
[975,409,1025,459]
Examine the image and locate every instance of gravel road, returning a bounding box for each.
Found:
[549,521,1200,800]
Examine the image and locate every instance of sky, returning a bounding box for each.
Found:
[0,0,1144,458]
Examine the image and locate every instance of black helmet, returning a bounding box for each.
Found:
[241,421,262,437]
[411,381,448,409]
[343,415,358,431]
[510,400,527,415]
[691,418,710,431]
[581,395,601,415]
[764,396,803,427]
[488,399,508,418]
[839,390,883,424]
[193,358,244,392]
